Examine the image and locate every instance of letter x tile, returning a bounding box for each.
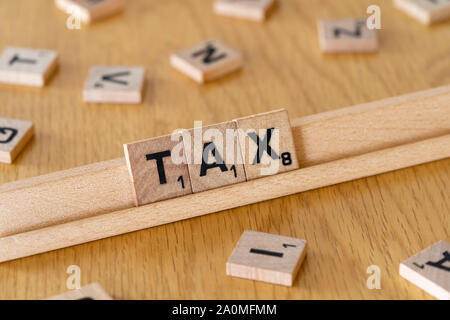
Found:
[234,109,299,180]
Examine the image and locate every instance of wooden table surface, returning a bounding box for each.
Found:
[0,0,449,300]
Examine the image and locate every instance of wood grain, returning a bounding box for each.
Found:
[1,133,448,264]
[0,0,449,300]
[1,85,447,238]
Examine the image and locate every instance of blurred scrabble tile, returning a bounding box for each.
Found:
[214,0,275,22]
[124,134,193,206]
[400,240,450,300]
[171,39,243,83]
[183,121,246,193]
[318,19,378,53]
[0,117,34,164]
[83,66,145,104]
[55,0,125,24]
[226,230,307,286]
[0,47,58,87]
[234,109,298,180]
[394,0,450,24]
[47,283,113,300]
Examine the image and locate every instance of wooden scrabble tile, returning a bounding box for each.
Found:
[47,282,113,300]
[124,134,193,206]
[395,0,450,24]
[0,117,34,164]
[226,230,307,286]
[400,240,450,300]
[318,19,378,53]
[213,0,275,22]
[0,47,58,87]
[55,0,125,24]
[170,39,243,84]
[234,109,298,180]
[183,121,246,193]
[83,66,145,104]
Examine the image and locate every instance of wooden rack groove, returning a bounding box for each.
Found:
[0,85,449,263]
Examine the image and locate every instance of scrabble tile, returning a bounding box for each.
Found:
[83,66,145,104]
[213,0,275,22]
[0,117,34,164]
[124,134,193,206]
[317,19,378,53]
[170,39,243,84]
[0,47,58,87]
[400,240,450,300]
[47,282,113,300]
[55,0,125,24]
[183,121,246,193]
[394,0,450,24]
[234,109,299,180]
[226,230,307,286]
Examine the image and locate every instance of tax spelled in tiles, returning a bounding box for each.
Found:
[83,66,145,104]
[0,117,34,164]
[214,0,275,21]
[394,0,450,24]
[234,109,298,180]
[183,121,246,193]
[47,282,113,300]
[55,0,125,24]
[400,240,450,300]
[171,39,243,83]
[0,47,58,87]
[318,19,378,53]
[124,134,193,206]
[226,230,307,286]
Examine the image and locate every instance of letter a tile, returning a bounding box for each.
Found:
[318,19,378,53]
[47,283,113,300]
[55,0,125,24]
[83,66,145,104]
[0,117,34,164]
[124,134,193,206]
[234,109,298,180]
[226,230,307,286]
[0,47,58,87]
[400,240,450,300]
[171,39,243,83]
[394,0,450,24]
[183,121,246,193]
[214,0,276,22]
